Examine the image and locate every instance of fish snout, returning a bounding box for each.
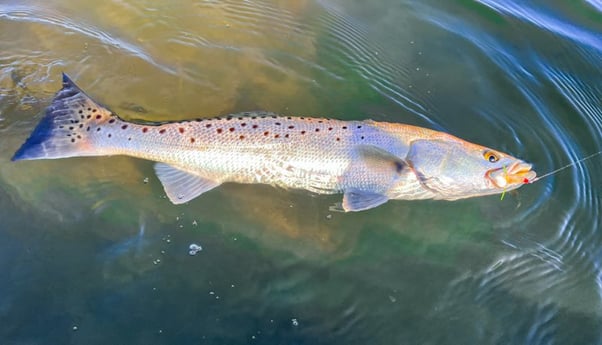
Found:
[487,161,537,188]
[505,161,537,184]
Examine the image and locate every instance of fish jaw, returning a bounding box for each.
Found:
[487,161,537,189]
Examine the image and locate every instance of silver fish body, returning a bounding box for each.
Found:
[13,74,536,211]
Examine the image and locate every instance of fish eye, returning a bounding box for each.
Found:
[483,150,499,163]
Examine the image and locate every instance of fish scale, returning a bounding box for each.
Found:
[12,74,536,211]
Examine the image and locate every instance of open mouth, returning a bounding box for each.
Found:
[487,162,537,188]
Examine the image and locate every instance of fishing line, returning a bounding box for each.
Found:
[529,150,602,183]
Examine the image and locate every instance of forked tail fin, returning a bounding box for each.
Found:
[12,73,115,161]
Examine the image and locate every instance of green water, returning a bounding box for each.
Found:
[1,0,601,344]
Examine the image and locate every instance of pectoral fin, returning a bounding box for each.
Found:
[342,190,389,212]
[355,145,407,175]
[154,163,220,204]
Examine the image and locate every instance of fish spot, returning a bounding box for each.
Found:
[252,124,258,129]
[336,138,340,141]
[87,115,91,119]
[274,134,280,138]
[271,115,277,119]
[315,128,320,132]
[87,108,91,111]
[227,116,233,120]
[301,130,306,135]
[357,125,362,129]
[190,138,196,143]
[97,128,101,132]
[87,127,90,131]
[239,135,245,140]
[285,134,289,138]
[238,117,243,120]
[122,125,128,130]
[261,115,267,119]
[78,110,83,114]
[92,109,97,113]
[361,136,365,140]
[275,122,281,126]
[71,138,75,143]
[128,137,132,141]
[287,117,291,120]
[229,127,235,132]
[342,126,347,129]
[205,124,212,128]
[96,115,102,120]
[328,127,333,131]
[108,134,112,138]
[241,123,247,127]
[264,131,269,136]
[288,125,294,129]
[159,129,166,134]
[79,124,84,128]
[300,117,305,120]
[109,119,116,124]
[179,127,185,134]
[142,127,148,133]
[318,120,323,123]
[59,125,64,129]
[69,126,74,130]
[217,128,223,134]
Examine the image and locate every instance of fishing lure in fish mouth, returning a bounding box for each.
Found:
[12,73,539,211]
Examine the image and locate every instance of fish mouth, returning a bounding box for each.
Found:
[487,162,537,188]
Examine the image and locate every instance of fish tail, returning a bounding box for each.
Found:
[12,73,115,161]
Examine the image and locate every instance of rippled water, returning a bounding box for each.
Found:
[1,0,601,344]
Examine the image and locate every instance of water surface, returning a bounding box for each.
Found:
[1,0,601,344]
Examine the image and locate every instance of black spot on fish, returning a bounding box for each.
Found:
[251,116,257,120]
[69,127,74,130]
[122,125,128,130]
[275,122,281,126]
[239,135,245,140]
[217,128,223,133]
[78,110,83,114]
[328,127,333,131]
[361,136,365,140]
[179,127,185,134]
[96,115,102,120]
[272,115,277,119]
[87,126,90,131]
[315,128,320,132]
[357,125,362,129]
[241,123,247,127]
[87,108,91,111]
[206,124,212,128]
[342,126,347,129]
[238,117,243,120]
[301,130,306,135]
[318,120,323,123]
[109,119,115,124]
[229,127,235,132]
[285,134,289,138]
[159,129,166,134]
[227,116,233,120]
[288,125,294,129]
[190,138,195,143]
[87,115,91,119]
[336,138,340,141]
[59,125,64,129]
[108,134,112,138]
[92,109,97,113]
[287,117,291,120]
[264,131,269,136]
[275,134,280,138]
[142,127,148,133]
[71,138,75,143]
[97,128,101,132]
[252,124,258,129]
[79,124,83,128]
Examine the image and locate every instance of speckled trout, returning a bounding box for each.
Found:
[12,74,536,211]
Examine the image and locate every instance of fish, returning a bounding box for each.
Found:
[12,74,536,212]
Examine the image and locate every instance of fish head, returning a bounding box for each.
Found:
[406,138,536,200]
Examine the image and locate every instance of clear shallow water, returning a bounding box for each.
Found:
[0,0,601,344]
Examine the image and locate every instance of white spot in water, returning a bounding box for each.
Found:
[291,318,299,327]
[326,214,332,220]
[189,243,202,255]
[192,220,198,226]
[72,325,78,331]
[143,177,149,184]
[389,295,397,303]
[209,291,215,295]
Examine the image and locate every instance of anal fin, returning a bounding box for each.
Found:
[154,163,220,204]
[342,190,389,212]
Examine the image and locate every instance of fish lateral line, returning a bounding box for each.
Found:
[526,150,602,184]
